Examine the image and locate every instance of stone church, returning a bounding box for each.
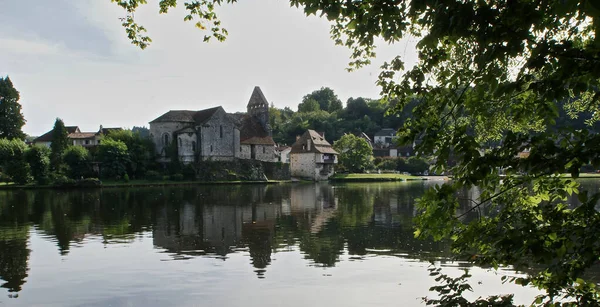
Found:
[149,86,276,163]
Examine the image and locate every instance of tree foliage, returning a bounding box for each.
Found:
[302,87,343,112]
[62,146,90,179]
[25,145,50,184]
[0,138,30,184]
[0,76,26,140]
[97,138,129,179]
[112,0,600,303]
[105,129,155,178]
[50,118,69,170]
[333,134,373,173]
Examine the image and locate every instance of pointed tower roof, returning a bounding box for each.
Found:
[247,86,269,108]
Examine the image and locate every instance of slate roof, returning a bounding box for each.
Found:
[247,86,269,108]
[149,106,222,125]
[33,126,80,143]
[374,128,397,137]
[290,130,338,154]
[69,132,96,139]
[239,115,275,145]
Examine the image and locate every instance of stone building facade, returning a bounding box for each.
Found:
[290,130,338,181]
[149,86,275,164]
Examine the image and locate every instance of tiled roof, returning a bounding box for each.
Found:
[69,132,96,139]
[239,115,275,145]
[33,126,80,143]
[290,129,338,154]
[247,86,268,108]
[374,128,397,137]
[149,107,221,125]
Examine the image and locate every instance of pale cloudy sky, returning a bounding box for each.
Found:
[0,0,417,136]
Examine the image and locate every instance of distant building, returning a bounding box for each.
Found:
[275,146,291,163]
[290,130,338,181]
[373,128,397,147]
[149,86,276,164]
[358,132,373,148]
[32,125,121,148]
[372,128,414,158]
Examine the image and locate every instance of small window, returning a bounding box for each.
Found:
[262,146,265,154]
[97,140,101,145]
[163,134,169,146]
[85,140,89,145]
[240,146,242,152]
[192,141,196,152]
[220,125,223,138]
[210,145,213,152]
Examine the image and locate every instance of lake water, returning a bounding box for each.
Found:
[2,180,596,306]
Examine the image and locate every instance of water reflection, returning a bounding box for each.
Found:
[2,180,596,300]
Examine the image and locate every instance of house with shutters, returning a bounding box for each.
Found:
[289,130,338,181]
[148,86,276,164]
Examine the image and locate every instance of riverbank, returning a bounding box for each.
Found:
[0,179,291,190]
[329,173,428,182]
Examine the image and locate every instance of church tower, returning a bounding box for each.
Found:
[247,86,271,136]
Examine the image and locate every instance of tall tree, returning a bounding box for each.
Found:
[333,134,373,173]
[302,87,343,112]
[297,98,320,113]
[0,76,26,140]
[50,118,69,170]
[109,1,600,304]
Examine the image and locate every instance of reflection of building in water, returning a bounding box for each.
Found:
[290,184,337,233]
[153,197,283,258]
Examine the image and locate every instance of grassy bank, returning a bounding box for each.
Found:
[0,179,290,190]
[330,173,424,182]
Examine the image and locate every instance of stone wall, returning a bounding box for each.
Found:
[199,108,238,161]
[263,162,291,180]
[290,153,317,179]
[149,122,189,160]
[239,144,251,159]
[176,131,196,163]
[254,145,275,162]
[195,159,267,181]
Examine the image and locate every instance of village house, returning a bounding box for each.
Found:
[372,128,414,158]
[148,86,276,164]
[289,130,338,181]
[32,125,122,148]
[275,146,291,163]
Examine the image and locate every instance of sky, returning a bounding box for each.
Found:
[0,0,418,136]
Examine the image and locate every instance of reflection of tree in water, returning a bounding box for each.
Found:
[243,223,273,278]
[0,191,32,296]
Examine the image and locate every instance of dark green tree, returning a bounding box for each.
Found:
[0,139,31,185]
[97,138,129,179]
[104,129,155,178]
[333,134,373,173]
[50,118,69,170]
[108,0,600,304]
[0,76,26,140]
[302,87,343,112]
[62,146,90,179]
[297,98,320,113]
[25,145,50,184]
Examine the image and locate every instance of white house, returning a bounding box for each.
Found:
[290,130,338,181]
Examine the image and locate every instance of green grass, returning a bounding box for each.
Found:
[562,173,600,178]
[330,173,422,181]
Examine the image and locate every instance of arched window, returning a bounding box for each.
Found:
[163,134,169,146]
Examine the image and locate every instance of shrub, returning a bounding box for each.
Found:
[377,158,398,171]
[170,173,184,181]
[62,146,90,179]
[25,145,50,184]
[123,173,130,182]
[50,174,76,187]
[77,178,102,187]
[145,170,162,181]
[182,164,196,180]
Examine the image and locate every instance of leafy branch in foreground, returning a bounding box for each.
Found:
[110,0,600,304]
